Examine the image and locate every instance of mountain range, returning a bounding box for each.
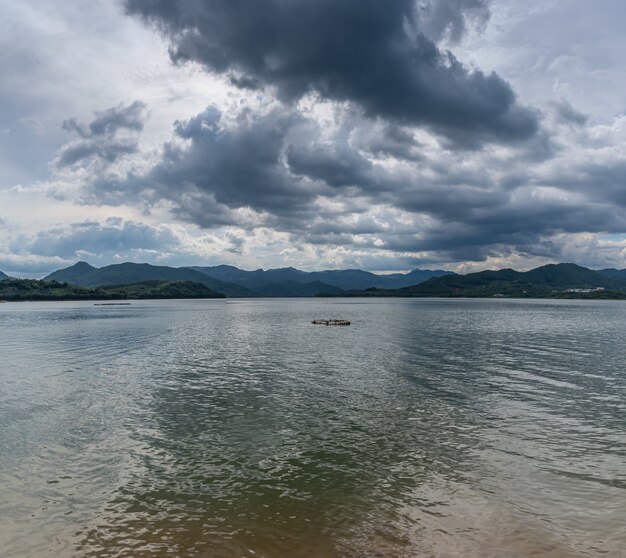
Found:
[44,262,254,298]
[3,262,626,299]
[189,265,451,295]
[597,268,626,280]
[330,264,626,298]
[0,270,8,280]
[41,262,451,297]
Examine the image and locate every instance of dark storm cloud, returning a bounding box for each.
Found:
[151,107,315,220]
[20,218,179,260]
[92,105,411,229]
[63,101,147,138]
[286,140,382,190]
[293,177,625,257]
[547,160,626,207]
[59,1,624,268]
[86,98,626,267]
[56,101,147,168]
[229,74,262,91]
[551,99,588,127]
[124,0,538,143]
[96,105,405,227]
[289,151,626,264]
[402,196,626,253]
[354,124,423,161]
[88,106,322,227]
[56,140,139,167]
[87,101,147,136]
[417,0,491,43]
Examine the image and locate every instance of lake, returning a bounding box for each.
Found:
[1,298,624,557]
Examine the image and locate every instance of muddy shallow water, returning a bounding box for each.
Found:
[1,298,624,557]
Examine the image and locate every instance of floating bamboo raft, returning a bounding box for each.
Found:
[94,303,132,306]
[312,319,351,326]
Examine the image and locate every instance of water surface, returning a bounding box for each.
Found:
[1,298,624,557]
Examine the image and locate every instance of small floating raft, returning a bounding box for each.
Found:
[94,303,132,306]
[312,319,351,326]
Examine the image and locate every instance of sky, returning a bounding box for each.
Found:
[1,0,626,277]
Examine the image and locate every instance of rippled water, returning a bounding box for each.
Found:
[1,298,625,557]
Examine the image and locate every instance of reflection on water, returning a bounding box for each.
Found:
[1,299,625,557]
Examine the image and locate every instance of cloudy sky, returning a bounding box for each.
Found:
[1,0,625,277]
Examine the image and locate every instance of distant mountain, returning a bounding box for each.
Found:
[325,264,626,299]
[43,261,626,300]
[188,265,342,296]
[190,265,452,294]
[0,270,9,280]
[381,269,453,288]
[521,263,626,289]
[44,262,253,298]
[251,280,345,297]
[46,260,96,282]
[42,262,451,298]
[599,268,626,280]
[0,278,224,301]
[190,265,309,294]
[309,268,452,290]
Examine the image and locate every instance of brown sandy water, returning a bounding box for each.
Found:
[1,298,624,557]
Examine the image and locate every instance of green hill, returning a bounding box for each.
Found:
[522,263,626,289]
[322,264,626,299]
[192,264,452,293]
[0,279,98,301]
[0,270,9,280]
[44,262,253,297]
[99,280,225,299]
[0,278,225,301]
[599,268,626,280]
[247,280,345,297]
[44,261,96,283]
